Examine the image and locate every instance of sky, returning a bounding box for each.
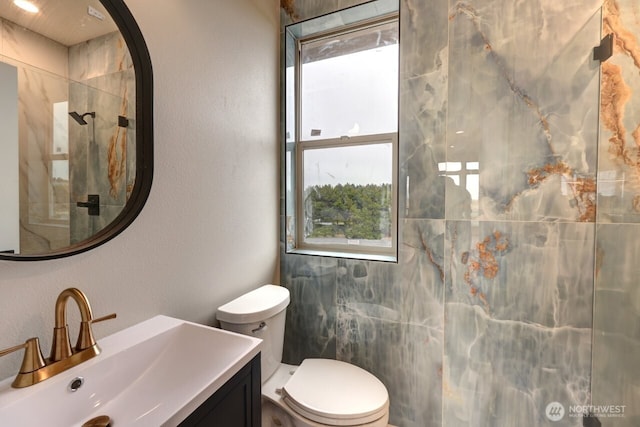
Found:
[286,43,398,188]
[303,142,393,187]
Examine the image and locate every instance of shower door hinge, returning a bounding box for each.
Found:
[76,194,100,216]
[593,34,614,62]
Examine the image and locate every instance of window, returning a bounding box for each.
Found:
[284,1,399,261]
[50,101,70,222]
[438,161,480,216]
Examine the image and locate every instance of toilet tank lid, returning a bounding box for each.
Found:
[216,284,290,324]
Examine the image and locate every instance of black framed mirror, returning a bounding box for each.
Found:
[0,0,153,260]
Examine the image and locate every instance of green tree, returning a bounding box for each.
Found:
[306,183,391,240]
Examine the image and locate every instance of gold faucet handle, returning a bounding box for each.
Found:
[92,313,117,324]
[0,338,46,374]
[76,312,117,351]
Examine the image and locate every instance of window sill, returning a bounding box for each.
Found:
[288,248,397,263]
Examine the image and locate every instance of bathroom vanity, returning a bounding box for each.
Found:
[179,354,261,426]
[0,316,262,426]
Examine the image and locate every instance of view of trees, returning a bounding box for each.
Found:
[305,183,392,241]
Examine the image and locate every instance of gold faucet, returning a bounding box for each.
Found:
[0,288,115,388]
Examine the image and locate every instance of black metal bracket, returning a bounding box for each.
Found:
[593,34,614,62]
[118,115,129,128]
[76,194,100,216]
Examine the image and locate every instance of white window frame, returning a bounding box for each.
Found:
[286,13,399,262]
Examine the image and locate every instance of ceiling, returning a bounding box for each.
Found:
[0,0,118,46]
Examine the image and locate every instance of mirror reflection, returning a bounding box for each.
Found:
[0,0,136,255]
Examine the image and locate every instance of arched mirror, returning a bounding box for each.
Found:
[0,0,152,260]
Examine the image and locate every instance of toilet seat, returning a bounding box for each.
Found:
[281,359,389,426]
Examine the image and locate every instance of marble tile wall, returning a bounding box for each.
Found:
[592,1,640,426]
[280,0,640,426]
[1,19,133,252]
[1,18,71,253]
[68,32,135,244]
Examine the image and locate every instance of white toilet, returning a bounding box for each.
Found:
[217,284,390,427]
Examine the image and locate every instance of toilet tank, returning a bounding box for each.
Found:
[216,284,290,382]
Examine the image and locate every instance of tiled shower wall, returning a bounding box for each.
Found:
[68,32,135,244]
[1,18,133,252]
[0,18,71,252]
[280,1,640,426]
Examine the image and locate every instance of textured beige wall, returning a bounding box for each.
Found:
[0,0,280,380]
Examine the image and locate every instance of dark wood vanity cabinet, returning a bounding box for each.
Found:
[178,354,261,427]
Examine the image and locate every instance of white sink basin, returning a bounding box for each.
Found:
[0,315,262,426]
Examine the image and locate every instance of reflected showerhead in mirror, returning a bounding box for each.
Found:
[69,111,95,125]
[1,0,154,261]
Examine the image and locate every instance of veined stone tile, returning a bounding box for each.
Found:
[443,302,591,427]
[445,221,594,329]
[400,0,449,220]
[279,0,640,425]
[334,221,445,326]
[446,0,601,222]
[282,254,338,364]
[337,313,442,426]
[592,223,640,425]
[597,0,640,224]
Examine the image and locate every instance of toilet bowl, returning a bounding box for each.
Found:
[262,361,389,427]
[217,284,390,427]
